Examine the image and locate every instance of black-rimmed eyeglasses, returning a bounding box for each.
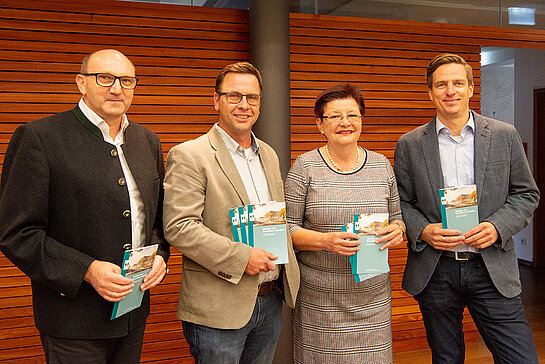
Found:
[80,73,139,90]
[218,91,261,106]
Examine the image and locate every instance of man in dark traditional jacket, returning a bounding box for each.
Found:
[0,49,169,363]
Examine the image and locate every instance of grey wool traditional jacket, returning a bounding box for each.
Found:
[0,106,170,339]
[394,111,539,298]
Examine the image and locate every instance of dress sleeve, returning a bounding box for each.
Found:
[385,156,404,224]
[284,155,310,236]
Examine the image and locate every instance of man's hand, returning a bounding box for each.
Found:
[375,223,405,251]
[84,260,134,302]
[463,221,498,249]
[322,231,360,256]
[420,223,465,250]
[141,255,167,291]
[245,248,277,275]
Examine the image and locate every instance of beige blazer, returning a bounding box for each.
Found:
[163,126,299,329]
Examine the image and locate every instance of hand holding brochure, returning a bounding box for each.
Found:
[342,213,390,283]
[439,185,479,234]
[228,201,289,264]
[111,244,158,320]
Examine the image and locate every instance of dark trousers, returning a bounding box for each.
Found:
[39,322,146,364]
[415,254,538,364]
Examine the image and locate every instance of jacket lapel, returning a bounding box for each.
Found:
[121,122,156,208]
[472,112,490,205]
[208,127,250,205]
[422,119,444,211]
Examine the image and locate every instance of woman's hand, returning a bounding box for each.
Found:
[375,222,405,251]
[322,231,361,256]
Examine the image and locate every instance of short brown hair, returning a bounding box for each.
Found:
[426,53,473,89]
[215,62,262,93]
[314,83,366,119]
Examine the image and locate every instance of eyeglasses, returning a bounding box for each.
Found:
[80,73,139,90]
[322,113,362,123]
[218,91,262,106]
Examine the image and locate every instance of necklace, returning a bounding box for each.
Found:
[324,145,362,173]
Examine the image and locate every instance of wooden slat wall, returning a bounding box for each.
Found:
[289,12,545,352]
[2,1,545,362]
[289,14,481,353]
[0,0,249,362]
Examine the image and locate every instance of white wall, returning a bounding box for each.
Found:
[513,48,545,261]
[481,60,514,125]
[481,47,545,262]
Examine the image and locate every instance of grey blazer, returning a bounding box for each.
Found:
[163,126,299,329]
[394,112,539,298]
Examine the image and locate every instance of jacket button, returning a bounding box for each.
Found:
[123,243,132,250]
[111,149,118,157]
[118,178,126,186]
[123,210,131,218]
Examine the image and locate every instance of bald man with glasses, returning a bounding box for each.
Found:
[163,61,299,363]
[0,49,170,363]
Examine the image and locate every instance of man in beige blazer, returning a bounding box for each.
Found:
[163,62,299,363]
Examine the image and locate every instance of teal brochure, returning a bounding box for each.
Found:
[228,208,241,242]
[247,204,255,247]
[111,244,158,320]
[353,213,390,279]
[342,223,362,283]
[440,184,479,234]
[251,201,289,264]
[238,205,248,246]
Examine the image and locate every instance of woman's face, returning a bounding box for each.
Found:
[316,98,362,147]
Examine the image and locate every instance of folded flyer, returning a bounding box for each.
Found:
[251,201,289,264]
[111,244,158,320]
[439,184,479,234]
[343,213,390,283]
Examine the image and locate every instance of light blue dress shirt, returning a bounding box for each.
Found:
[436,112,478,253]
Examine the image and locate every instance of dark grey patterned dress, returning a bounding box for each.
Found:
[285,148,402,363]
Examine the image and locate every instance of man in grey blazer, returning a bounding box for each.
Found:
[163,62,299,363]
[0,50,170,363]
[394,54,539,363]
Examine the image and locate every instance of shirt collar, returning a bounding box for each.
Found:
[214,123,260,155]
[78,98,129,142]
[436,111,475,136]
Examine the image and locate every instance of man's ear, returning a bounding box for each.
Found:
[75,74,87,96]
[213,92,220,112]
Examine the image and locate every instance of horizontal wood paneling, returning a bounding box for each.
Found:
[2,1,545,362]
[0,0,249,362]
[289,11,545,353]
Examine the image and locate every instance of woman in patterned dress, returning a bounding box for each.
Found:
[285,83,405,363]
